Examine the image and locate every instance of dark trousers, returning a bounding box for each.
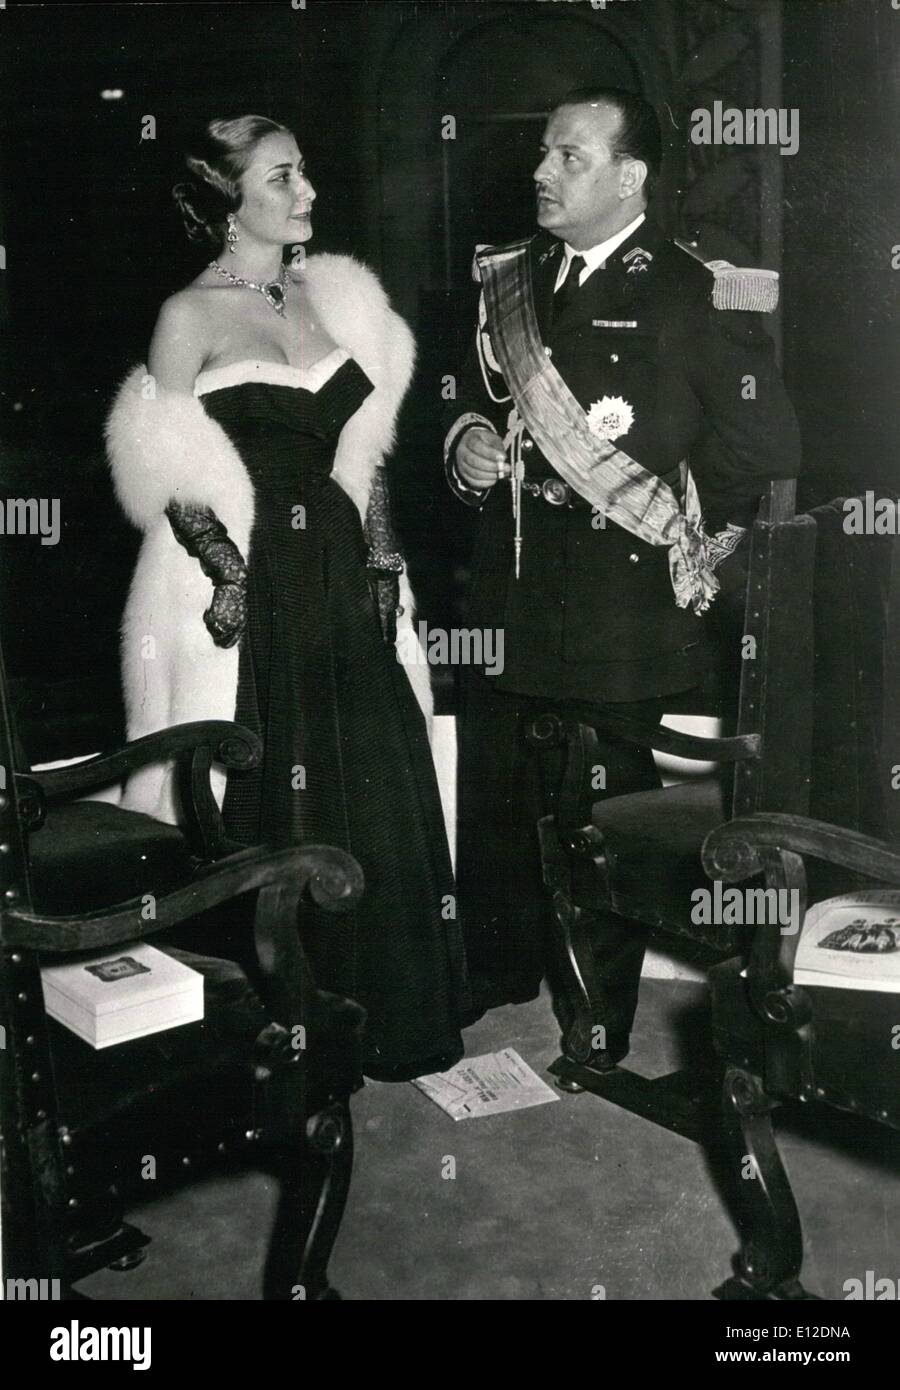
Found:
[456,672,666,1037]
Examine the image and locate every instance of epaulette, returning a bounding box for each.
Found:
[471,235,535,284]
[673,237,779,312]
[471,246,490,284]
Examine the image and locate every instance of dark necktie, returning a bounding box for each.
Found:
[553,253,587,317]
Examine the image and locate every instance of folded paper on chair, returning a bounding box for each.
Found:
[41,944,204,1048]
[794,895,900,993]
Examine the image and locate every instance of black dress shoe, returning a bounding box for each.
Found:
[560,1029,630,1071]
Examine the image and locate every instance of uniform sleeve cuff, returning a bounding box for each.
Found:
[443,413,497,506]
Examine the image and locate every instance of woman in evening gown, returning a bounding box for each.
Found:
[106,115,468,1080]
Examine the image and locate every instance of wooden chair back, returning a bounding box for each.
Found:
[730,480,816,821]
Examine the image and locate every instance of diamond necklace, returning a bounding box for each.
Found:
[207,260,289,317]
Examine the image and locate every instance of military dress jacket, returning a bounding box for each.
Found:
[444,217,802,704]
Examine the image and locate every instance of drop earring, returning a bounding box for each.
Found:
[226,213,239,253]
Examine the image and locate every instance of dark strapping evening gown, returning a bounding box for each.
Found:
[196,355,467,1081]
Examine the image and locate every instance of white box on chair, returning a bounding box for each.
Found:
[41,943,204,1048]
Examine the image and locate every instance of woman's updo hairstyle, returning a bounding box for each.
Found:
[173,115,292,251]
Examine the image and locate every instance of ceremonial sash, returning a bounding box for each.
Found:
[477,241,719,615]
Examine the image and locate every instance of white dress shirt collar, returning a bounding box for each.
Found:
[554,211,647,292]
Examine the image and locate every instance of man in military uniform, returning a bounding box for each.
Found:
[444,87,801,1065]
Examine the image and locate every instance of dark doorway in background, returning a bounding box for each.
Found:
[438,12,640,302]
[376,7,649,710]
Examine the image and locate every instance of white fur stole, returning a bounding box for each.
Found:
[106,253,429,823]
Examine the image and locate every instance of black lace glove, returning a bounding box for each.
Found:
[364,467,405,646]
[165,500,248,649]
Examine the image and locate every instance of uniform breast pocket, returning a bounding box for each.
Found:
[588,325,658,369]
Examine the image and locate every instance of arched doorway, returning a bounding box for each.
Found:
[367,1,784,713]
[437,11,644,301]
[372,6,663,691]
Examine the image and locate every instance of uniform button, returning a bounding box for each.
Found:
[628,553,640,564]
[610,352,619,363]
[544,346,553,357]
[522,439,533,451]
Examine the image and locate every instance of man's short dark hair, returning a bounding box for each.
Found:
[555,86,661,202]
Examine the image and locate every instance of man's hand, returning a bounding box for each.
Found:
[456,427,507,491]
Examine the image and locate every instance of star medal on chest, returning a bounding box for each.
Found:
[586,396,635,443]
[208,259,289,317]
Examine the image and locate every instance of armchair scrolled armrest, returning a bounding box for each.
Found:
[527,710,759,765]
[19,721,263,862]
[4,843,364,953]
[702,813,900,889]
[525,711,759,844]
[7,842,365,1047]
[20,721,262,799]
[702,813,900,1019]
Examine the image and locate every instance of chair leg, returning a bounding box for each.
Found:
[717,1066,809,1299]
[547,898,610,1066]
[536,814,610,1069]
[263,1100,354,1301]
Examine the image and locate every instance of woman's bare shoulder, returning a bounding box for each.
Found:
[153,271,241,345]
[149,283,220,388]
[156,275,225,324]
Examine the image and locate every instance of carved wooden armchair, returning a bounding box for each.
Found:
[699,522,899,1299]
[0,635,366,1300]
[528,481,817,1128]
[702,815,900,1300]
